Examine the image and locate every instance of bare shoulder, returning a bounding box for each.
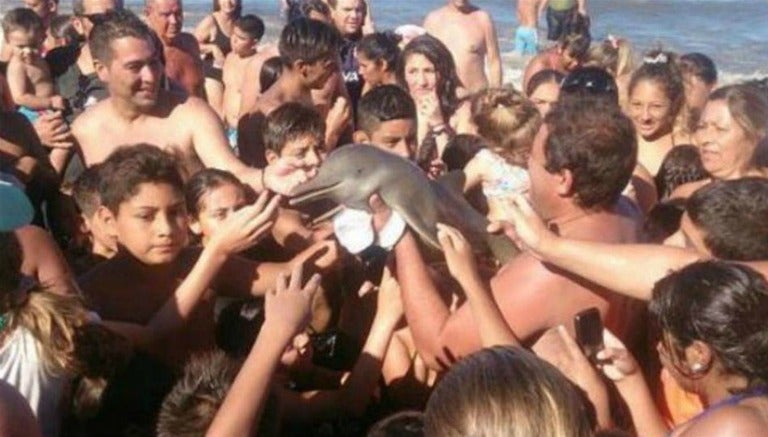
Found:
[72,99,109,132]
[176,32,201,55]
[682,404,768,437]
[194,14,215,34]
[423,7,445,27]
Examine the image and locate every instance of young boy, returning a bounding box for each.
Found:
[78,143,339,368]
[238,17,344,164]
[70,163,117,274]
[222,15,265,149]
[3,8,66,117]
[353,84,417,160]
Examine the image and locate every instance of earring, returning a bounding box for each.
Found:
[690,362,705,373]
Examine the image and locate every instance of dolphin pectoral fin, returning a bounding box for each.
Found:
[390,204,442,251]
[289,182,342,206]
[436,170,467,194]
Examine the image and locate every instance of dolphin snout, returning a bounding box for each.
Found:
[289,181,342,206]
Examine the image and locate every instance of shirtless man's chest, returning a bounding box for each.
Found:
[431,13,487,58]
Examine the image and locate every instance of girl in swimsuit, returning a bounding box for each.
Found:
[627,50,688,177]
[595,261,768,437]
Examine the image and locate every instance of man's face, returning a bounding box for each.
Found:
[99,36,163,111]
[331,0,364,37]
[23,0,56,25]
[303,55,339,90]
[109,182,188,265]
[229,27,256,57]
[6,30,43,64]
[367,118,417,160]
[527,125,560,220]
[145,0,183,44]
[77,0,121,38]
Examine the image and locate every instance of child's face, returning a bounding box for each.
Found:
[230,27,257,57]
[191,183,247,244]
[368,118,417,160]
[82,212,118,255]
[111,182,188,265]
[6,30,43,64]
[267,134,324,180]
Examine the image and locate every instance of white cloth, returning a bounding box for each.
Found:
[0,327,67,437]
[333,207,407,254]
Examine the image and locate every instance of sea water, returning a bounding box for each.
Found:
[3,0,767,85]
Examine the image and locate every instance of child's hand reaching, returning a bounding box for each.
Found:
[208,191,280,256]
[265,263,321,337]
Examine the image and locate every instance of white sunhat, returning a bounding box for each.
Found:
[0,176,33,232]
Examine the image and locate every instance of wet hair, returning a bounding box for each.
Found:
[72,164,104,218]
[368,411,424,437]
[525,69,565,97]
[264,102,325,155]
[707,84,768,144]
[398,34,462,119]
[278,17,341,66]
[654,144,708,200]
[559,66,619,106]
[259,56,283,93]
[644,198,686,243]
[628,50,686,125]
[442,134,486,171]
[424,346,593,437]
[97,143,185,214]
[471,87,541,167]
[587,37,634,78]
[356,84,416,136]
[650,261,768,390]
[157,350,279,437]
[212,0,242,17]
[184,169,244,217]
[300,0,331,20]
[357,32,401,73]
[2,8,44,40]
[543,98,637,209]
[89,9,156,65]
[678,52,717,86]
[234,14,264,40]
[686,178,768,261]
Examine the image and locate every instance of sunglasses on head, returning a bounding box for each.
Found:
[560,68,618,95]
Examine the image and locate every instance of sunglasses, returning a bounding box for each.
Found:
[79,12,110,24]
[560,68,618,96]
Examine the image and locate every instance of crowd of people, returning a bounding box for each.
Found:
[1,0,768,436]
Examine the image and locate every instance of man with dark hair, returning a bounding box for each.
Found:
[353,84,417,159]
[72,10,305,195]
[522,31,591,92]
[144,0,204,97]
[238,18,346,165]
[377,98,643,370]
[327,0,366,106]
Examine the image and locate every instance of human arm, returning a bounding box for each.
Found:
[483,14,503,88]
[362,0,375,35]
[33,111,74,151]
[6,60,65,110]
[206,263,321,437]
[499,194,702,301]
[16,225,77,295]
[522,56,546,94]
[538,0,549,17]
[194,16,226,66]
[279,268,403,422]
[438,223,519,347]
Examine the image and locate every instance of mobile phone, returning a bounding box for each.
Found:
[574,307,604,363]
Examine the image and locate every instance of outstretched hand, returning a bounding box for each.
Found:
[437,223,480,285]
[595,329,640,382]
[209,191,280,255]
[265,263,322,336]
[487,194,553,258]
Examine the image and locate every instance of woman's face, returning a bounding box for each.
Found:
[404,53,438,97]
[217,0,238,13]
[192,183,246,244]
[695,98,757,179]
[628,79,675,140]
[357,53,385,88]
[529,80,560,117]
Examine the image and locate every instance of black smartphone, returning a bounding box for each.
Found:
[574,307,604,363]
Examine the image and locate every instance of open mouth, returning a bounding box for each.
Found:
[289,181,341,206]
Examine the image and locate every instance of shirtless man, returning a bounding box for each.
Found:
[380,98,644,370]
[238,18,347,166]
[73,10,302,195]
[541,0,586,41]
[221,15,264,135]
[423,0,502,93]
[515,0,543,56]
[522,31,589,92]
[144,0,204,97]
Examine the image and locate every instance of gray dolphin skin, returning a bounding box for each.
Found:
[289,144,519,264]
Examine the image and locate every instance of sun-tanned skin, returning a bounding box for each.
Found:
[385,123,644,370]
[423,0,502,93]
[145,0,204,97]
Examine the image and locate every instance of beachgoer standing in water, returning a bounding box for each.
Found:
[542,0,586,41]
[515,0,543,56]
[423,0,502,94]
